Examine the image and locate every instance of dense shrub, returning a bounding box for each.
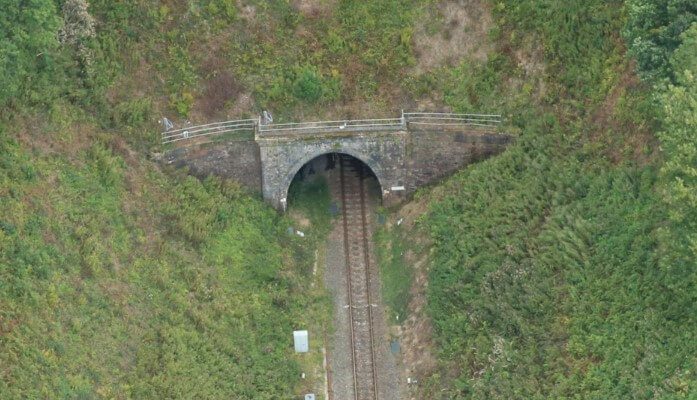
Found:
[293,66,324,103]
[655,28,697,273]
[415,0,697,398]
[424,131,696,398]
[624,4,697,294]
[290,66,341,104]
[0,130,324,398]
[0,0,62,108]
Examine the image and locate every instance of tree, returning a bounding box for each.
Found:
[657,23,697,268]
[624,0,697,81]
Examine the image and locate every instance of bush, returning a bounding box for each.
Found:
[292,66,324,103]
[112,98,152,127]
[170,92,194,117]
[291,66,340,104]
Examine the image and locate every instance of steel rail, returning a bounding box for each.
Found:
[403,112,502,117]
[162,127,254,144]
[260,118,402,127]
[357,162,380,400]
[258,125,402,134]
[405,116,501,122]
[408,122,499,128]
[162,122,255,138]
[339,155,379,400]
[339,156,360,399]
[259,119,404,133]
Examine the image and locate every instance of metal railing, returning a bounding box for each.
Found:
[258,117,405,135]
[161,112,502,144]
[161,119,256,144]
[404,112,501,128]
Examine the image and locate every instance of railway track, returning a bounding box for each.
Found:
[338,154,379,400]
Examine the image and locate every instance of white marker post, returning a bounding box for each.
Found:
[293,330,309,353]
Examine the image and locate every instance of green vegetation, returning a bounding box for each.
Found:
[0,0,63,107]
[412,0,697,398]
[1,0,695,398]
[424,134,695,398]
[624,1,697,281]
[0,124,327,397]
[624,0,697,82]
[288,174,333,238]
[375,221,414,321]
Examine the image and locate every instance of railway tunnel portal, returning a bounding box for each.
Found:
[259,130,403,210]
[158,112,514,400]
[161,112,514,210]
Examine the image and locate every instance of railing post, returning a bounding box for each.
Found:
[401,109,406,129]
[256,115,262,139]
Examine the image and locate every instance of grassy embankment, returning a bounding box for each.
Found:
[0,122,333,397]
[3,1,429,396]
[2,0,694,398]
[376,1,696,398]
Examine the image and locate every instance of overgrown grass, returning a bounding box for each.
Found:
[93,0,426,124]
[0,124,327,398]
[413,0,697,398]
[287,174,333,239]
[374,222,413,322]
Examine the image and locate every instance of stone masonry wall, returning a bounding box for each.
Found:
[407,129,513,190]
[164,140,262,192]
[258,131,409,210]
[162,128,513,211]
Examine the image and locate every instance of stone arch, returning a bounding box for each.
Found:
[279,149,385,208]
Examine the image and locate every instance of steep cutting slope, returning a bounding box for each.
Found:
[1,0,695,398]
[376,1,696,398]
[0,124,328,398]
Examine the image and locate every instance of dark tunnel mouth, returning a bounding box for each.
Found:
[286,152,382,208]
[291,152,378,181]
